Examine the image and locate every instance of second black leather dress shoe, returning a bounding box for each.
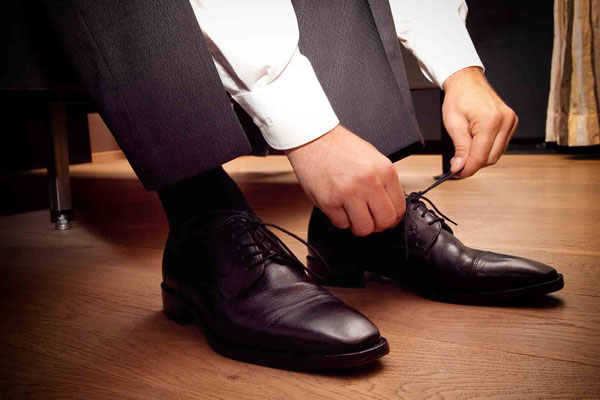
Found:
[307,172,564,304]
[161,210,388,369]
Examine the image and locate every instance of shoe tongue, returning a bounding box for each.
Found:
[216,216,302,301]
[416,202,453,234]
[405,202,443,255]
[215,225,267,301]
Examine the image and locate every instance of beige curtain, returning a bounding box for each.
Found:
[546,0,600,146]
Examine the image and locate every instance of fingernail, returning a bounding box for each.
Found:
[451,157,462,171]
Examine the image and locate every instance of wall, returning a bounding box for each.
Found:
[88,114,119,153]
[467,0,554,140]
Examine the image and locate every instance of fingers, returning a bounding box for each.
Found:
[461,120,496,177]
[344,200,374,237]
[488,108,518,165]
[487,114,515,165]
[288,124,407,239]
[325,206,350,230]
[344,187,400,236]
[383,167,406,221]
[504,114,519,152]
[462,109,517,176]
[369,164,406,232]
[462,105,516,176]
[326,164,404,236]
[444,116,471,174]
[367,187,398,232]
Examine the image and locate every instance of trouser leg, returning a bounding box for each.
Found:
[290,0,424,161]
[42,0,251,191]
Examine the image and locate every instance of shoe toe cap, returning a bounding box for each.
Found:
[273,298,382,354]
[478,252,558,288]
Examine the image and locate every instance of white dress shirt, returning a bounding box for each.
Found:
[189,0,483,150]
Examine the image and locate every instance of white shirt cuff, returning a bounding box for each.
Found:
[231,51,339,150]
[425,25,485,88]
[391,0,485,89]
[407,18,485,89]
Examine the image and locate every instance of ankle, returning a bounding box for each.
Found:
[158,168,251,230]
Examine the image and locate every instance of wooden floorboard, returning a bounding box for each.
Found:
[1,154,599,399]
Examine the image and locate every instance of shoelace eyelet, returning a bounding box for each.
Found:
[212,210,330,280]
[402,170,460,260]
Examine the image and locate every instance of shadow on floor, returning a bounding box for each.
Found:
[0,169,313,250]
[565,153,600,160]
[371,274,564,309]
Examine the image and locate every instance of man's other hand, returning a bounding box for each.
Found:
[442,67,518,178]
[286,125,405,236]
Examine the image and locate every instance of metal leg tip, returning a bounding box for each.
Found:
[55,214,72,230]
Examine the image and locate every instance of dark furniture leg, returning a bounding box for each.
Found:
[440,91,453,174]
[47,103,72,230]
[433,90,454,179]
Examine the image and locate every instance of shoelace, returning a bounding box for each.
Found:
[403,170,460,257]
[215,211,330,280]
[208,172,459,277]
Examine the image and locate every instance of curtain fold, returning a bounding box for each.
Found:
[546,0,599,146]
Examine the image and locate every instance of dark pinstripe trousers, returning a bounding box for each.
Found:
[44,0,423,190]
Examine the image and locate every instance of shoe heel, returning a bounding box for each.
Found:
[307,252,365,288]
[161,284,194,325]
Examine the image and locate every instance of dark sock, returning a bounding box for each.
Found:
[158,167,251,230]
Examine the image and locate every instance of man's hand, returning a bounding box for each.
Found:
[286,125,405,236]
[442,67,518,177]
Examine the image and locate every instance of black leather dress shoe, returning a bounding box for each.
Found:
[161,210,388,369]
[307,172,564,304]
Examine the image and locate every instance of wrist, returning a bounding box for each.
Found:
[442,66,485,92]
[285,124,340,157]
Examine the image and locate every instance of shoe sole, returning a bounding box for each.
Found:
[161,283,390,370]
[428,273,565,304]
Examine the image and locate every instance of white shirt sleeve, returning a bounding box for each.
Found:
[189,0,339,150]
[389,0,484,88]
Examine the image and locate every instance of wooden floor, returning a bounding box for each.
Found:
[1,154,599,399]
